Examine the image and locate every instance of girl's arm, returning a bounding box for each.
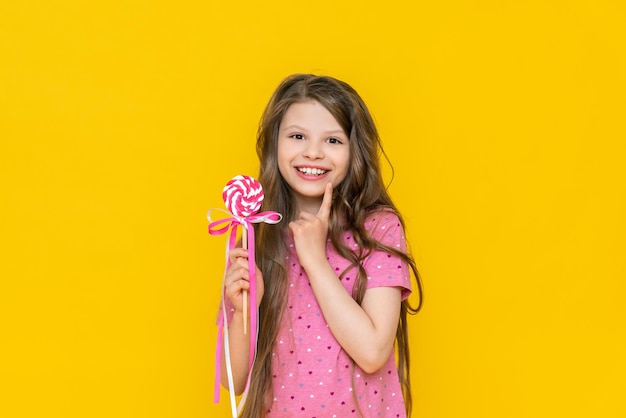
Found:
[219,247,263,394]
[303,262,401,373]
[289,184,402,373]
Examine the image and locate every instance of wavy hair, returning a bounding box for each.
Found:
[240,74,422,417]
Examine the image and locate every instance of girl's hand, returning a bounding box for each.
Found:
[289,182,333,270]
[223,247,264,314]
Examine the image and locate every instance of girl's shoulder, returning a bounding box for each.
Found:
[363,207,404,240]
[364,207,402,227]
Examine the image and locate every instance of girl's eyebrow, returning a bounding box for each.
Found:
[325,129,347,136]
[280,124,307,131]
[281,124,346,136]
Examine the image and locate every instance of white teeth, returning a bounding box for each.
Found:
[298,167,327,175]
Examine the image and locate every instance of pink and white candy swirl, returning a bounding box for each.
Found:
[222,175,264,217]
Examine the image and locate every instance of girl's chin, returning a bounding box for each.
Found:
[293,191,325,201]
[291,191,326,205]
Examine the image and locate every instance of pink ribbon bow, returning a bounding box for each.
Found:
[207,208,282,416]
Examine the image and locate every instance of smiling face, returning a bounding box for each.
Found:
[277,100,350,214]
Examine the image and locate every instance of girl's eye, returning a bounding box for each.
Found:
[290,134,304,140]
[327,137,342,144]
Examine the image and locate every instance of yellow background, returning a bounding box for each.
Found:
[1,1,624,417]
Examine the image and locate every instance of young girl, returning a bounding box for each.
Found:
[222,74,422,417]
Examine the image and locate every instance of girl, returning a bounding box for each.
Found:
[222,74,422,417]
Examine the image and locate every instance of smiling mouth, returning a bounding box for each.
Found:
[297,167,328,176]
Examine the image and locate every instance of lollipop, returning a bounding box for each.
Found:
[222,175,264,217]
[222,175,264,334]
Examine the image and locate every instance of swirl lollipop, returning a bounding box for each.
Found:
[222,175,264,334]
[222,175,264,217]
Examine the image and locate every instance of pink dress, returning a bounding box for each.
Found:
[266,212,412,417]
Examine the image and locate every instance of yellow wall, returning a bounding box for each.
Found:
[1,1,624,417]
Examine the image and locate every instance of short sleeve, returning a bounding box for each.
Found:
[362,212,412,300]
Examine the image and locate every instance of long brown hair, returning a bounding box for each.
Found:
[241,74,423,417]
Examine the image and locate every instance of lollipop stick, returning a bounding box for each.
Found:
[241,227,248,335]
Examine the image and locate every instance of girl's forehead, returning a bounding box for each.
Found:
[280,101,344,129]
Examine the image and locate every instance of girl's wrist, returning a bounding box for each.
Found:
[298,247,328,270]
[302,259,335,282]
[231,310,246,321]
[299,255,326,272]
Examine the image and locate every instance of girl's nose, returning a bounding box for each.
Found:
[303,140,324,159]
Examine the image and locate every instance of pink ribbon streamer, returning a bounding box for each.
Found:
[207,209,282,415]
